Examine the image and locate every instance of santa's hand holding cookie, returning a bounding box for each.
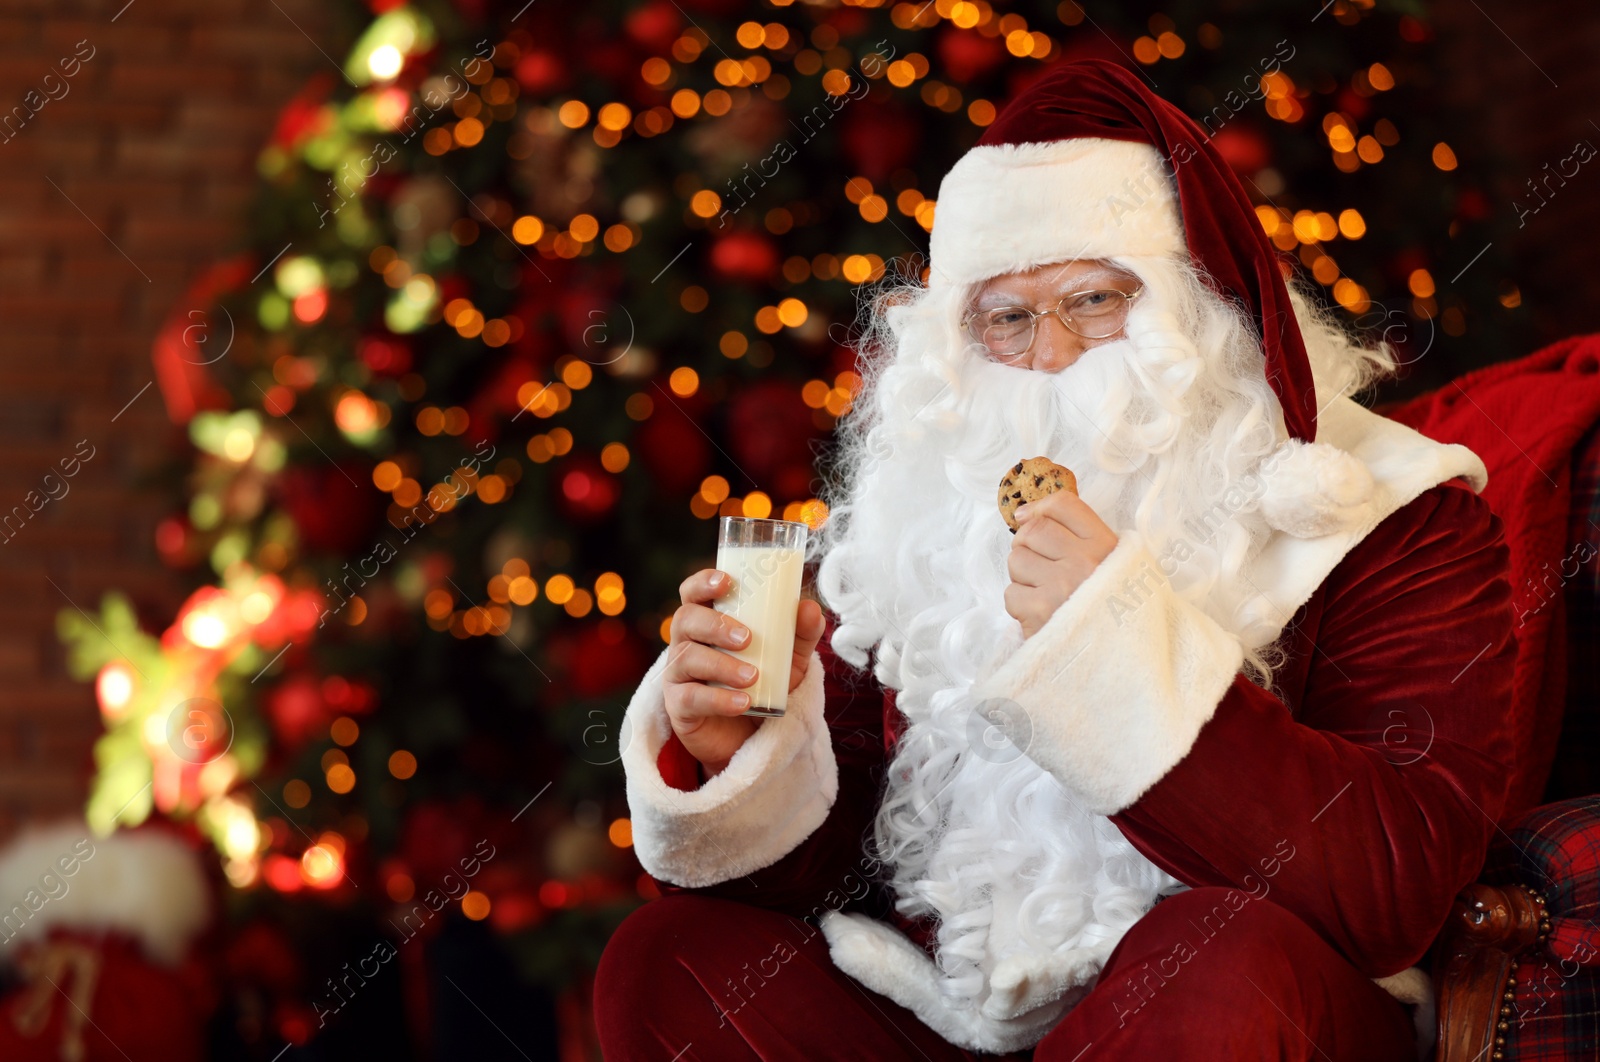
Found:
[1005,488,1118,640]
[998,457,1116,639]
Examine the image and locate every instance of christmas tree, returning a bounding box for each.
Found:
[57,0,1514,1054]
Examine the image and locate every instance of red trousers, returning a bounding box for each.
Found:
[593,886,1418,1060]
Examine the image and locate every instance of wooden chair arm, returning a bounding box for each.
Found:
[1434,882,1553,1062]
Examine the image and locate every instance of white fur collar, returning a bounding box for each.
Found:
[1244,393,1486,634]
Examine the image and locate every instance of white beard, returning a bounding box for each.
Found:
[814,273,1282,1031]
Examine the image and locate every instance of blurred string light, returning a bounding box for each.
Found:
[346,9,435,87]
[368,44,404,82]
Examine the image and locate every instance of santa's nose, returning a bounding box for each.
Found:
[1030,314,1086,373]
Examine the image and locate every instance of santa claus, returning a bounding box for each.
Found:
[595,59,1514,1061]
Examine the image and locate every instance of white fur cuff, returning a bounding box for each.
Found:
[621,645,838,888]
[971,532,1244,815]
[1374,966,1438,1060]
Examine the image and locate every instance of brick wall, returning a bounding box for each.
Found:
[0,0,326,838]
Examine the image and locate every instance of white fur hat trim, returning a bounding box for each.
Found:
[928,136,1185,291]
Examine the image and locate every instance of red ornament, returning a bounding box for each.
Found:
[584,40,638,84]
[828,8,871,36]
[678,0,744,13]
[1210,123,1272,175]
[1399,16,1432,43]
[269,73,334,151]
[1335,87,1372,122]
[358,335,411,376]
[273,462,384,555]
[559,618,648,699]
[1456,187,1491,221]
[321,674,377,715]
[937,27,1007,83]
[399,797,516,888]
[223,921,302,994]
[728,380,820,485]
[634,396,711,494]
[710,231,779,284]
[839,101,923,183]
[261,673,327,750]
[155,514,199,568]
[1388,248,1431,294]
[515,51,569,94]
[624,1,681,52]
[466,353,535,433]
[555,454,620,523]
[250,587,322,649]
[558,280,625,352]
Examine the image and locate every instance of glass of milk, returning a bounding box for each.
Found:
[709,516,809,717]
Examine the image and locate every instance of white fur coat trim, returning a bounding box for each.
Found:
[819,908,1092,1054]
[0,821,209,966]
[621,644,837,889]
[974,528,1244,816]
[928,137,1185,290]
[1241,393,1487,634]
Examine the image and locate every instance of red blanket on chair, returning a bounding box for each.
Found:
[1380,334,1600,815]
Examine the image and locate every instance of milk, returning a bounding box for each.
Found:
[710,544,806,716]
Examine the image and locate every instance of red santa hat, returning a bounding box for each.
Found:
[928,57,1319,446]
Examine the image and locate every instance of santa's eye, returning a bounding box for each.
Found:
[986,308,1032,328]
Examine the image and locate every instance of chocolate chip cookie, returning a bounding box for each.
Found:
[998,457,1078,533]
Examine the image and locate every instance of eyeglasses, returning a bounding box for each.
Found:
[962,285,1145,360]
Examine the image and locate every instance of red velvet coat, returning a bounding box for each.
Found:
[654,479,1515,980]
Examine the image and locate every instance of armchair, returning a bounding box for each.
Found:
[1435,797,1600,1060]
[1383,336,1600,1061]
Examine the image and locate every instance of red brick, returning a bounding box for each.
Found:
[59,253,176,287]
[112,135,250,175]
[0,771,87,808]
[107,60,246,99]
[0,210,104,247]
[176,99,278,135]
[255,62,336,99]
[45,21,181,57]
[0,630,38,671]
[4,127,104,167]
[0,293,124,322]
[0,255,47,286]
[204,183,258,215]
[195,25,325,62]
[0,57,57,92]
[49,99,174,131]
[0,322,75,348]
[0,17,42,49]
[121,211,238,252]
